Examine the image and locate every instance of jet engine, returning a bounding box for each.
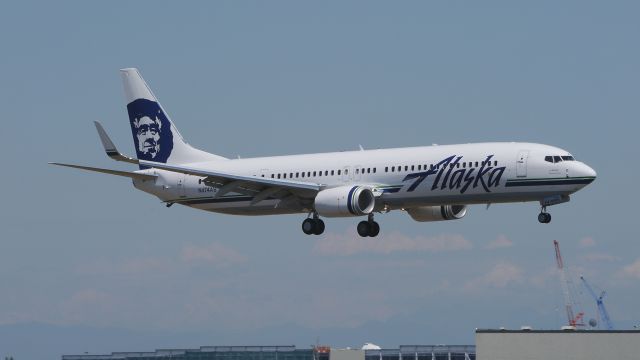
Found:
[406,205,467,222]
[314,185,375,217]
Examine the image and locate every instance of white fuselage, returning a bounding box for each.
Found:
[132,142,596,216]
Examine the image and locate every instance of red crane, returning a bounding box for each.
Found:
[554,240,585,328]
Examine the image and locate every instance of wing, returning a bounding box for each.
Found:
[93,121,323,204]
[140,159,322,203]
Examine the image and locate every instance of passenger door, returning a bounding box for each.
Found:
[516,150,529,177]
[354,165,362,181]
[176,175,186,198]
[342,166,352,182]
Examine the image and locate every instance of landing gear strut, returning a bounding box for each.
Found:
[302,212,325,235]
[357,213,380,237]
[538,207,552,224]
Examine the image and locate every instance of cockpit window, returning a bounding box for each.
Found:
[546,155,576,163]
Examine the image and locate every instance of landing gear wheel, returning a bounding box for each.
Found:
[357,221,371,237]
[368,221,380,237]
[538,213,547,223]
[538,212,552,224]
[302,218,315,235]
[313,219,325,235]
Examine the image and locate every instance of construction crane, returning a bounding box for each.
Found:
[554,240,585,328]
[580,275,615,330]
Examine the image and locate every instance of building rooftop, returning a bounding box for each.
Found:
[476,329,640,334]
[63,344,476,360]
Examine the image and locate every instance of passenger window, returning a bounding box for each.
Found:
[331,170,334,176]
[373,168,376,173]
[411,165,415,171]
[494,161,497,166]
[405,166,408,171]
[367,168,370,174]
[307,171,311,177]
[296,172,299,178]
[301,172,305,178]
[325,171,328,176]
[392,166,395,172]
[338,170,341,175]
[313,171,317,176]
[345,169,348,175]
[385,166,388,172]
[475,161,479,167]
[271,174,274,178]
[277,174,281,179]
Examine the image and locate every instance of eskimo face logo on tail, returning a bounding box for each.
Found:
[127,98,174,163]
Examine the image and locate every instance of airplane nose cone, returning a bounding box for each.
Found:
[579,163,597,183]
[585,165,597,179]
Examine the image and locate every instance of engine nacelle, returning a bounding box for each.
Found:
[314,185,375,217]
[406,205,467,222]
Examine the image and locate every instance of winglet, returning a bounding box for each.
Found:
[94,121,139,164]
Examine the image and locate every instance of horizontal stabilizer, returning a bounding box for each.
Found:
[49,162,156,181]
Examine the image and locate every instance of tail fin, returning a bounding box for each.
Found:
[120,68,226,168]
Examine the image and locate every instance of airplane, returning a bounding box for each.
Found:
[51,68,597,237]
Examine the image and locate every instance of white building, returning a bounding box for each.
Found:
[476,329,640,360]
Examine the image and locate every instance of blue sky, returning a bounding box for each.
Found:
[1,1,639,359]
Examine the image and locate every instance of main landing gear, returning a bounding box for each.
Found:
[302,213,325,235]
[301,213,381,237]
[357,214,380,237]
[538,206,552,224]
